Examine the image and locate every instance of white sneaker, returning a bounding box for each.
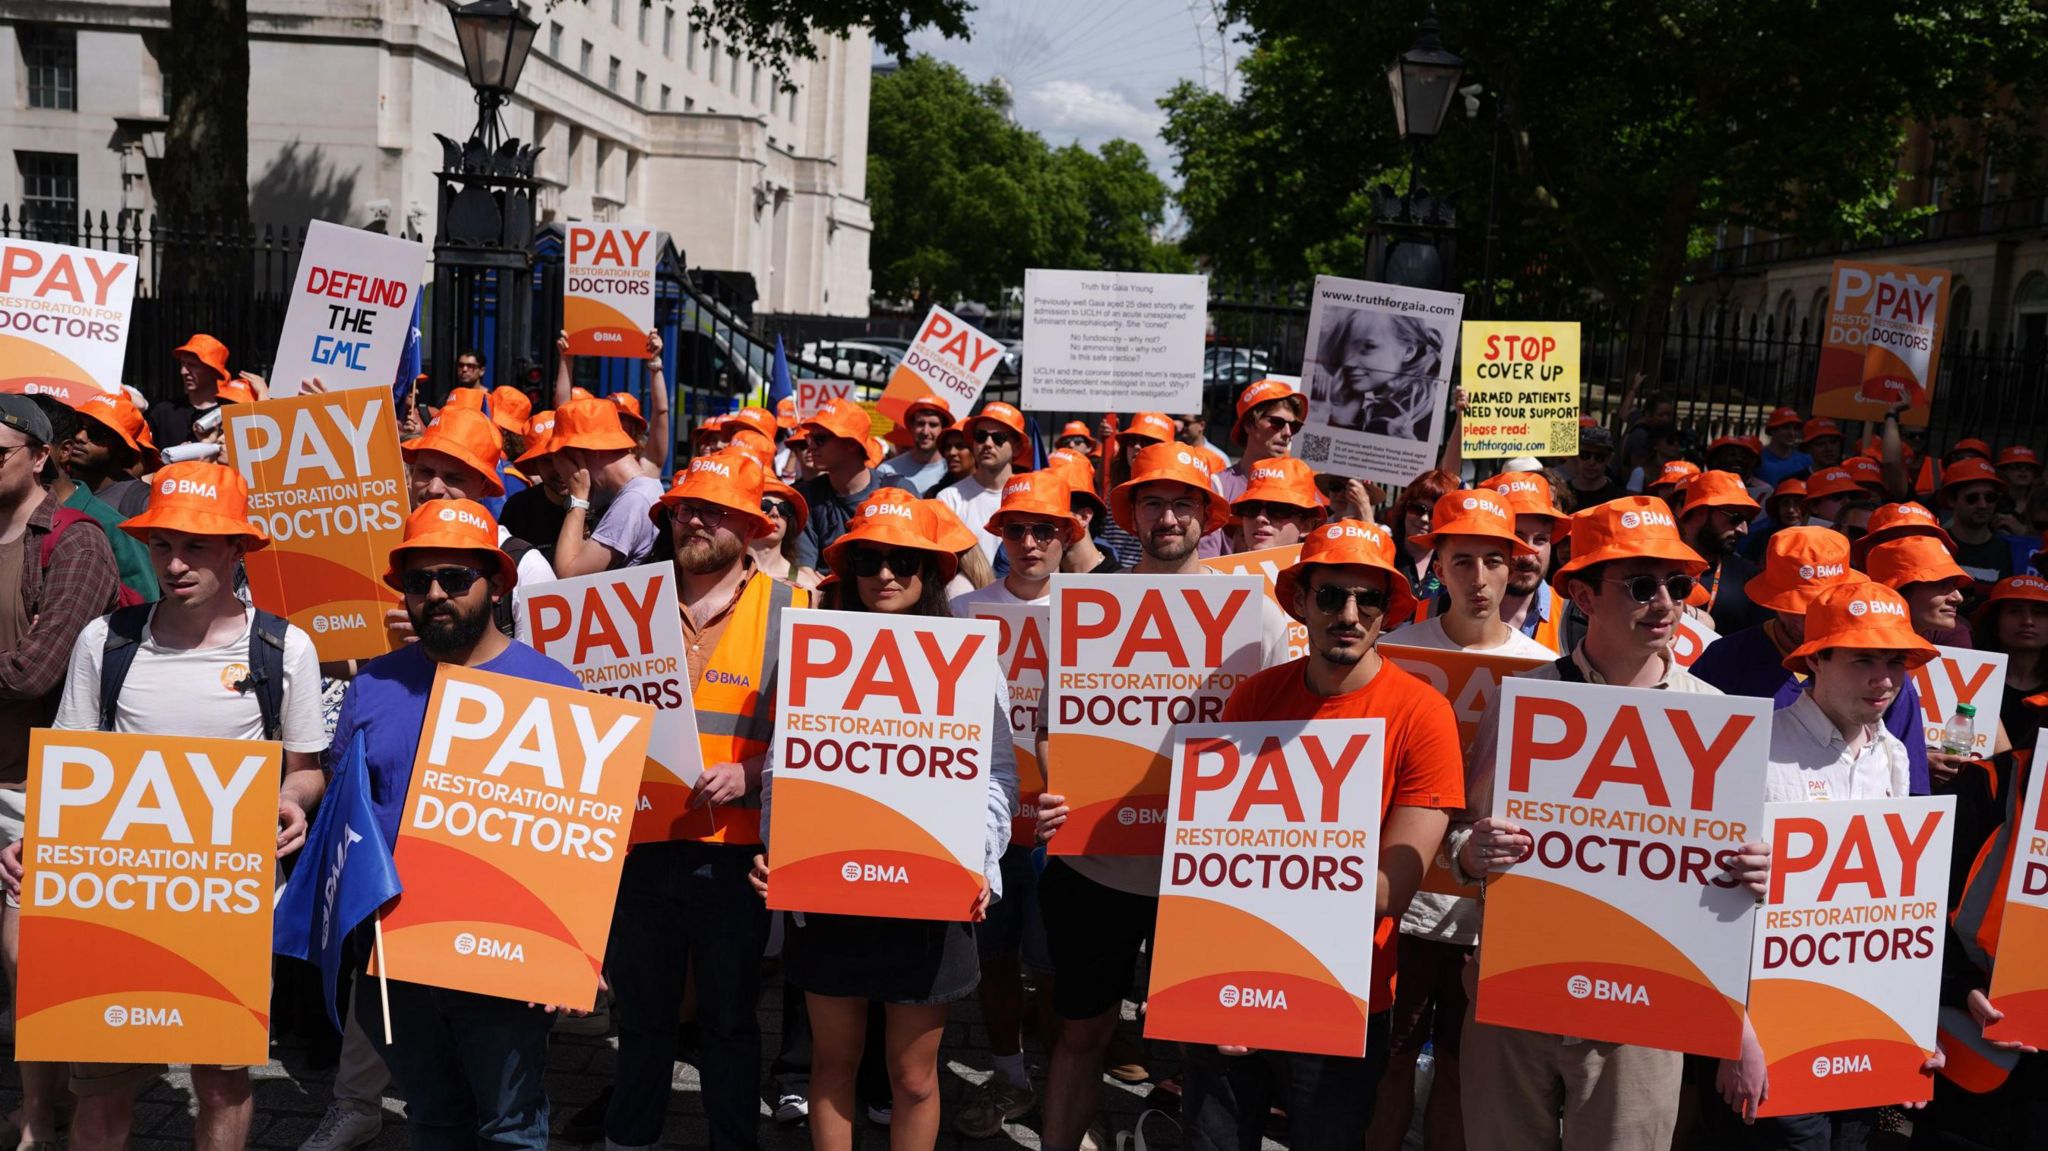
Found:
[773,1094,809,1124]
[301,1101,382,1151]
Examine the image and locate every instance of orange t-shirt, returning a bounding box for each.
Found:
[1219,655,1465,1013]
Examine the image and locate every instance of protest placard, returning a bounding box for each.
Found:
[961,603,1048,846]
[270,221,428,396]
[1475,678,1770,1056]
[1146,720,1385,1057]
[1460,322,1580,459]
[1671,612,1720,670]
[378,665,652,1007]
[1748,798,1951,1116]
[227,387,407,662]
[767,610,1001,920]
[1204,545,1309,662]
[1297,275,1465,487]
[1814,260,1951,427]
[0,238,136,405]
[1047,574,1266,855]
[876,306,1003,440]
[563,224,657,357]
[1023,269,1207,412]
[796,378,855,420]
[17,730,280,1064]
[1908,647,2007,753]
[522,565,707,845]
[1985,742,2048,1044]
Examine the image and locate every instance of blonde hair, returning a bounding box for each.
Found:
[955,545,996,589]
[1310,309,1445,439]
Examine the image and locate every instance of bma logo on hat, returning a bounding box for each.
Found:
[1849,598,1904,619]
[867,501,914,521]
[1801,562,1844,580]
[438,506,492,533]
[1619,511,1641,529]
[1252,465,1287,482]
[1618,508,1674,530]
[691,457,733,478]
[161,478,218,499]
[1461,497,1479,511]
[1005,478,1032,497]
[1500,478,1538,494]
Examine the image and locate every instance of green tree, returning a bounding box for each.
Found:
[683,0,971,64]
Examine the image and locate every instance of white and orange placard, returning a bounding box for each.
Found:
[1908,646,2006,753]
[1815,260,1951,427]
[563,224,656,357]
[17,730,280,1063]
[963,602,1049,847]
[1476,678,1770,1057]
[768,610,1001,921]
[271,220,428,395]
[1146,720,1385,1056]
[1985,739,2048,1045]
[378,665,652,1008]
[1671,611,1720,670]
[227,387,407,662]
[0,238,136,405]
[796,378,855,420]
[1204,545,1308,661]
[1748,798,1952,1116]
[876,306,1002,439]
[1047,574,1266,855]
[522,566,707,845]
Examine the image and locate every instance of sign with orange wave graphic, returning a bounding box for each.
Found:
[226,387,407,662]
[563,225,656,357]
[1204,545,1307,661]
[1670,611,1719,670]
[17,730,280,1063]
[768,610,1001,920]
[1909,647,2006,754]
[378,665,652,1008]
[1476,678,1769,1057]
[0,238,136,406]
[962,602,1048,847]
[1145,721,1385,1056]
[1815,260,1949,427]
[1986,746,2048,1045]
[523,565,706,845]
[1047,575,1266,855]
[1748,797,1951,1116]
[876,306,1002,444]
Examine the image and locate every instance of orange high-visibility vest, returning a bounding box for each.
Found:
[687,573,808,845]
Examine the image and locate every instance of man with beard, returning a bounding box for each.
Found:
[325,500,581,1149]
[1479,470,1571,652]
[877,399,953,493]
[1678,470,1764,634]
[1201,379,1307,558]
[598,450,811,1151]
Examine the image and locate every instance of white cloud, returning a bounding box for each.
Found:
[1023,79,1165,145]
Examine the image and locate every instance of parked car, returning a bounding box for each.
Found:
[797,340,905,384]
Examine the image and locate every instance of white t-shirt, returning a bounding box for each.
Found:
[54,605,327,752]
[1387,614,1555,660]
[936,475,1004,561]
[1766,691,1912,804]
[950,580,1048,612]
[501,525,555,646]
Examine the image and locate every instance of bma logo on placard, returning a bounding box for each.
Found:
[1812,1054,1871,1078]
[311,612,367,635]
[1217,983,1289,1010]
[103,1004,183,1028]
[453,931,526,963]
[838,860,910,885]
[1115,807,1166,827]
[1565,974,1650,1005]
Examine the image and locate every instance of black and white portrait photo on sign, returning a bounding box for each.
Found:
[1296,276,1465,487]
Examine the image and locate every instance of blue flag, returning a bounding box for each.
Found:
[769,334,794,409]
[274,733,402,1032]
[392,297,423,407]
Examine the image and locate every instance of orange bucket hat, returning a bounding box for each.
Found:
[776,396,799,431]
[1410,488,1537,557]
[651,448,773,539]
[1784,579,1938,674]
[75,391,150,456]
[900,396,956,429]
[1801,418,1845,445]
[172,334,231,382]
[607,392,649,436]
[121,461,270,549]
[515,410,558,465]
[1940,457,2007,504]
[1803,466,1863,504]
[1111,441,1228,535]
[725,406,778,446]
[383,499,518,590]
[1947,438,1994,464]
[1648,460,1701,491]
[1864,534,1971,593]
[1555,496,1705,579]
[964,401,1035,467]
[822,489,961,582]
[1972,573,2048,627]
[1998,445,2040,469]
[214,377,258,405]
[549,397,638,453]
[1769,476,1807,504]
[402,407,507,497]
[442,386,488,414]
[1232,457,1324,514]
[1232,378,1308,446]
[1851,501,1952,565]
[1744,527,1859,614]
[1842,454,1884,489]
[1679,470,1761,519]
[922,498,981,554]
[1055,421,1098,451]
[800,397,871,445]
[1046,449,1108,516]
[1274,520,1416,624]
[1121,411,1177,445]
[1707,435,1761,462]
[986,469,1084,541]
[1480,470,1570,535]
[1765,406,1803,431]
[488,387,532,436]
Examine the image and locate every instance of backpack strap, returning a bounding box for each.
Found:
[493,538,536,637]
[1551,651,1587,683]
[97,603,155,732]
[247,610,290,742]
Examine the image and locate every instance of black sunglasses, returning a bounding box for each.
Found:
[1001,522,1061,544]
[761,499,795,520]
[972,428,1016,445]
[1312,584,1389,615]
[1259,415,1305,435]
[399,565,487,597]
[849,547,928,578]
[1604,573,1695,604]
[1239,500,1315,522]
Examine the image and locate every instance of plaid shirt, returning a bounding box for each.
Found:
[0,495,121,770]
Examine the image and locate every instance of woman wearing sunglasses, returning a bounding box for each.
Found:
[756,489,1017,1151]
[750,479,808,583]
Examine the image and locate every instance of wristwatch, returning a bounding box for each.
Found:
[567,496,592,512]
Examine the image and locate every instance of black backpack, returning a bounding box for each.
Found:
[98,604,290,740]
[493,537,537,637]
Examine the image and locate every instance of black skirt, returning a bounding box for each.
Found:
[783,911,980,1005]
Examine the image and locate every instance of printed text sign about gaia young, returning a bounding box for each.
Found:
[1749,798,1952,1116]
[876,306,1003,436]
[270,220,428,396]
[1459,322,1581,459]
[1022,269,1208,412]
[0,238,137,406]
[378,665,652,1008]
[769,611,1001,921]
[17,730,280,1065]
[1476,678,1770,1058]
[522,565,707,845]
[1047,575,1265,856]
[1985,731,2048,1045]
[563,225,656,357]
[1146,721,1385,1058]
[227,387,407,662]
[965,603,1049,847]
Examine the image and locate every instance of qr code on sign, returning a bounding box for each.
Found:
[1547,421,1579,457]
[1298,433,1332,463]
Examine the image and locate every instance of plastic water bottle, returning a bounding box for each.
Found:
[1940,704,1977,757]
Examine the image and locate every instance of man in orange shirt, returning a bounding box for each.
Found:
[1177,520,1466,1151]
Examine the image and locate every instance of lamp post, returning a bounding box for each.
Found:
[430,0,543,404]
[1367,7,1464,292]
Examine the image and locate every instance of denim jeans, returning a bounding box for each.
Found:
[358,979,552,1151]
[604,841,771,1151]
[1180,1012,1391,1151]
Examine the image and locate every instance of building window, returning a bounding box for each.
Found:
[770,86,779,115]
[580,41,593,77]
[17,152,78,239]
[21,26,78,111]
[750,64,761,104]
[607,57,620,91]
[660,84,671,110]
[787,85,798,120]
[684,97,696,112]
[634,72,646,104]
[610,0,621,26]
[638,2,649,42]
[728,51,739,94]
[2014,273,2048,353]
[663,10,674,56]
[708,41,719,83]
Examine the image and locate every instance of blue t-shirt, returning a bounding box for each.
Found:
[1755,448,1813,487]
[327,641,584,843]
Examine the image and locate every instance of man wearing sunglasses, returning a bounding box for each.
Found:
[1938,458,2017,593]
[1200,379,1308,558]
[936,402,1033,565]
[791,399,917,576]
[1568,426,1629,510]
[1446,496,1770,1151]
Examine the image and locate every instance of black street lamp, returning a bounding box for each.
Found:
[1368,7,1465,292]
[1386,9,1465,143]
[449,0,539,150]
